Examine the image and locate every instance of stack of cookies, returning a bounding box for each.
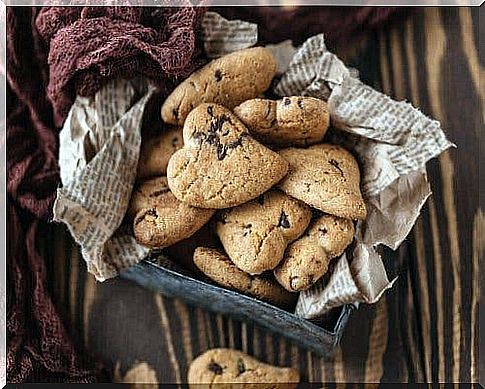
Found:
[127,47,367,309]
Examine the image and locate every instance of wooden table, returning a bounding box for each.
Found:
[44,7,482,384]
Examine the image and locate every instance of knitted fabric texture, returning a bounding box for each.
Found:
[36,6,206,126]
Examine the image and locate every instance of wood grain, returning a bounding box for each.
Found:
[45,7,482,384]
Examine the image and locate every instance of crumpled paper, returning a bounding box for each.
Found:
[54,77,153,280]
[53,12,453,318]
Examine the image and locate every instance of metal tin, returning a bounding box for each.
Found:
[121,255,353,356]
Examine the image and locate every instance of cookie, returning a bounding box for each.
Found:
[167,104,289,209]
[193,247,297,308]
[234,96,330,147]
[277,144,367,220]
[161,47,277,125]
[136,126,183,179]
[129,177,215,248]
[216,189,311,274]
[187,348,300,389]
[314,213,355,258]
[274,214,355,292]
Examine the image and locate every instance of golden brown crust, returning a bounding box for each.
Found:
[193,247,297,307]
[314,214,355,258]
[161,47,277,125]
[129,177,214,248]
[277,144,367,220]
[187,348,300,388]
[216,190,311,274]
[234,96,330,147]
[274,214,355,292]
[274,235,329,292]
[167,104,289,209]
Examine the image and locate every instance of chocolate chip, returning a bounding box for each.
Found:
[236,358,246,376]
[329,159,344,176]
[289,275,300,290]
[227,135,245,149]
[264,101,272,119]
[278,211,290,229]
[297,98,304,109]
[134,208,157,225]
[149,188,169,197]
[244,224,252,229]
[283,97,291,106]
[192,131,206,142]
[217,212,228,224]
[207,105,214,116]
[319,227,328,234]
[210,117,225,133]
[214,69,223,82]
[217,144,227,160]
[206,132,218,146]
[221,114,232,124]
[208,361,223,375]
[146,208,157,217]
[257,195,265,205]
[134,215,145,225]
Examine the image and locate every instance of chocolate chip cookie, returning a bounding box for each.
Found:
[274,214,355,292]
[234,96,330,147]
[161,47,277,125]
[193,247,297,308]
[314,213,355,258]
[216,189,311,274]
[187,348,300,388]
[129,177,215,248]
[277,143,367,220]
[136,126,183,179]
[167,104,289,209]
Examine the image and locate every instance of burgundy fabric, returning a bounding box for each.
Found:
[6,6,404,383]
[6,6,205,383]
[7,203,101,383]
[36,5,206,127]
[6,9,95,382]
[215,7,406,47]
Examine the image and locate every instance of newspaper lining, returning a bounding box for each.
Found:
[53,13,453,317]
[201,12,257,58]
